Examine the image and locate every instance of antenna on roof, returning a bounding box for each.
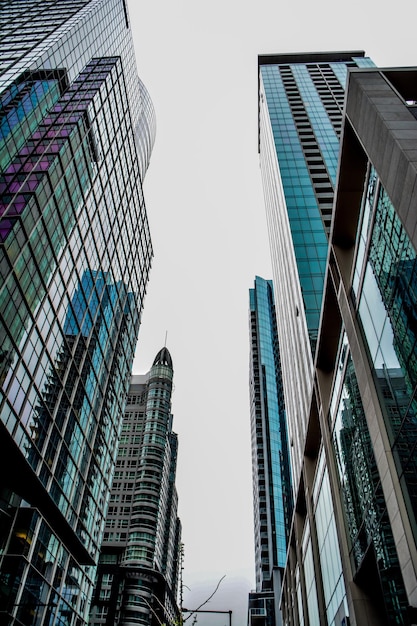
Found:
[164,330,168,347]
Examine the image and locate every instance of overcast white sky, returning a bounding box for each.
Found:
[126,0,417,621]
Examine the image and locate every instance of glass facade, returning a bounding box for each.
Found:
[260,55,373,351]
[302,527,319,626]
[261,64,329,346]
[89,349,181,626]
[0,1,155,624]
[353,169,417,542]
[249,277,292,602]
[258,54,375,486]
[277,63,417,626]
[331,346,408,623]
[313,453,349,626]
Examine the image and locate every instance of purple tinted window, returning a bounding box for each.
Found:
[0,219,14,241]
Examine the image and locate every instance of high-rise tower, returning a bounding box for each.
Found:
[89,348,182,626]
[259,57,417,625]
[248,277,293,626]
[258,52,374,484]
[0,2,154,624]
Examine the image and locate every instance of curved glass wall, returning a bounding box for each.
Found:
[136,77,156,181]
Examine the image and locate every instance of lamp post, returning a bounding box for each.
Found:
[182,609,232,626]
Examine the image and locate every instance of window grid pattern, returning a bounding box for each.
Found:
[91,356,181,626]
[0,1,90,76]
[261,63,329,350]
[1,57,143,556]
[291,64,340,190]
[0,1,155,624]
[307,64,345,138]
[260,57,373,353]
[249,277,293,583]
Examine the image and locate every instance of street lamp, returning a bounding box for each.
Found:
[182,608,232,626]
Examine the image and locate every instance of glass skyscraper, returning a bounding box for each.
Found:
[0,1,154,624]
[267,62,417,624]
[248,277,292,626]
[89,348,181,626]
[258,52,374,485]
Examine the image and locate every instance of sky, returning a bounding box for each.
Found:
[125,0,417,622]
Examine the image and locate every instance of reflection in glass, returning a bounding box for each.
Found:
[355,175,417,541]
[333,355,407,622]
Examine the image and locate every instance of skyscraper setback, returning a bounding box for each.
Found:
[0,1,154,623]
